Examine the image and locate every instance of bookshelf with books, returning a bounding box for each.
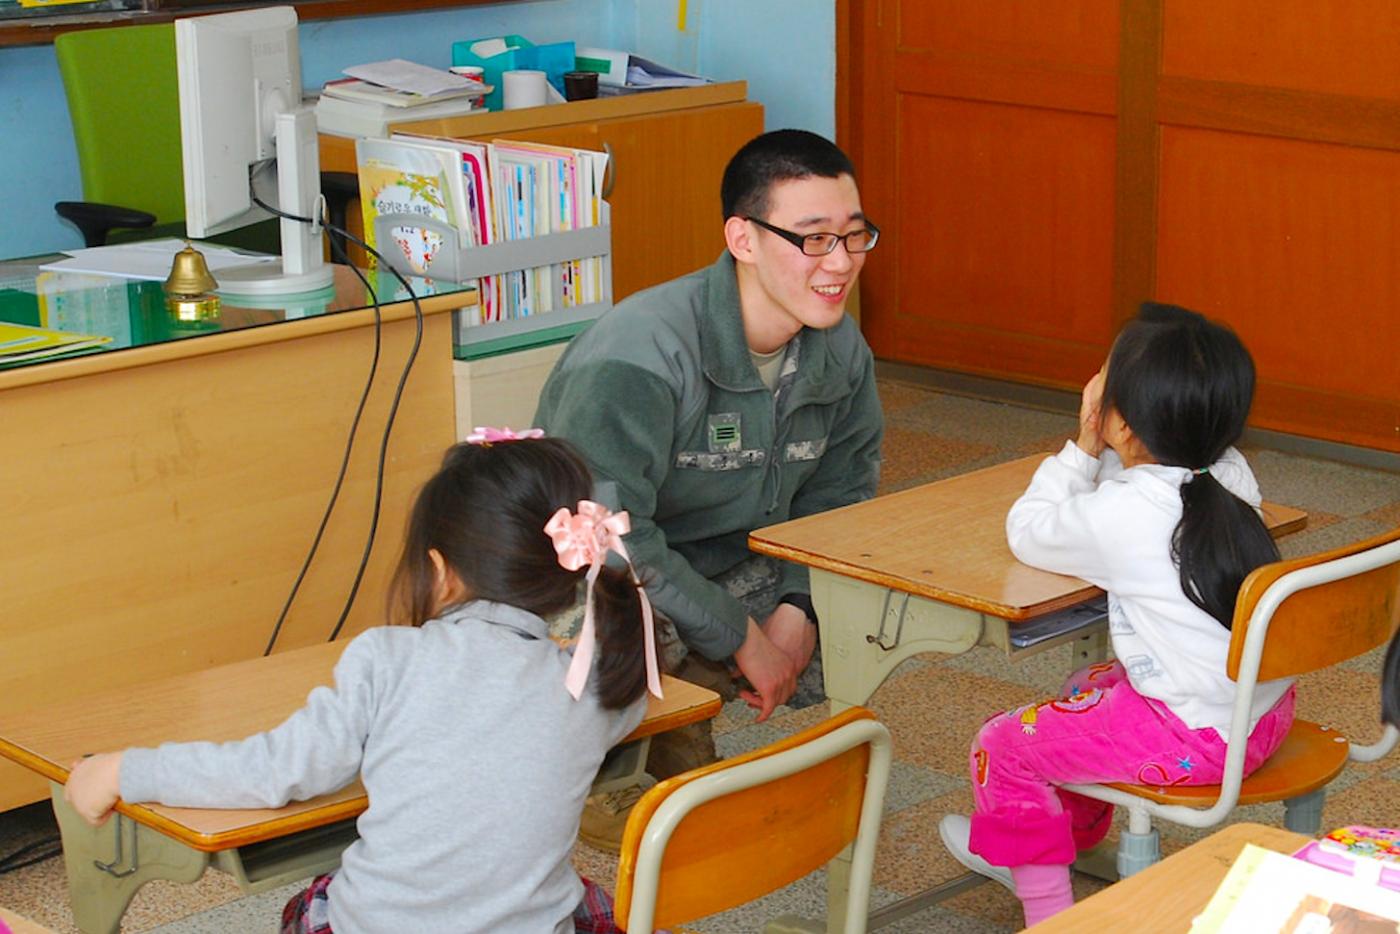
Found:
[321,82,763,306]
[355,134,612,360]
[328,83,762,438]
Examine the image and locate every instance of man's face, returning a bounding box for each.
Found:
[735,173,868,347]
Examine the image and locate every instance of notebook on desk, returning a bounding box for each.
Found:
[1007,597,1109,649]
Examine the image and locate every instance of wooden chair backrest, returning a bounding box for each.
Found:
[1229,526,1400,682]
[613,706,877,929]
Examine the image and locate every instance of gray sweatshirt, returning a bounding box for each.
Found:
[120,601,645,933]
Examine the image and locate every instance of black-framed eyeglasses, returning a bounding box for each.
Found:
[745,216,881,256]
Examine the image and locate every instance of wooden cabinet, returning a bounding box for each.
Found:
[320,82,765,302]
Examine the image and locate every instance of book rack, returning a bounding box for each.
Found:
[371,201,612,357]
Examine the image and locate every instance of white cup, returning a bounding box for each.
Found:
[449,65,485,84]
[502,69,548,110]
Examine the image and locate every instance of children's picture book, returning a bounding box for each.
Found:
[0,320,111,363]
[1190,843,1400,933]
[390,134,498,322]
[354,135,610,340]
[355,138,464,276]
[1294,826,1400,893]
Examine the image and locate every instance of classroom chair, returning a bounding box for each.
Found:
[52,23,355,255]
[1062,525,1400,878]
[613,706,892,934]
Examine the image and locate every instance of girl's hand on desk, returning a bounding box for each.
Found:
[65,751,124,827]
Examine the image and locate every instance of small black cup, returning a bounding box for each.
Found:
[563,70,600,101]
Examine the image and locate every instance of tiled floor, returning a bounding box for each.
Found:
[2,377,1397,933]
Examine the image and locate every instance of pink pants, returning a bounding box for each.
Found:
[968,660,1295,867]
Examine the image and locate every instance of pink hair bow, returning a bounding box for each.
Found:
[466,426,545,444]
[544,500,662,702]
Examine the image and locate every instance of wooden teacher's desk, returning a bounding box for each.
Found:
[751,454,1305,930]
[0,640,721,934]
[1027,822,1308,932]
[0,262,473,813]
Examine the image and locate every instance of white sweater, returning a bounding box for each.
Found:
[1006,441,1292,740]
[121,601,645,934]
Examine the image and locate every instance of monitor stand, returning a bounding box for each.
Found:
[216,108,336,299]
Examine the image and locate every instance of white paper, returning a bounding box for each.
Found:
[625,55,709,88]
[575,46,631,87]
[343,59,473,97]
[469,38,512,58]
[42,239,278,282]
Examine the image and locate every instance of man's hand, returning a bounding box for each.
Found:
[65,752,124,827]
[763,602,816,672]
[732,617,799,722]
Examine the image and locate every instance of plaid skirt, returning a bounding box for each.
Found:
[279,872,649,934]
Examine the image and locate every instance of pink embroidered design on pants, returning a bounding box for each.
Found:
[967,660,1294,867]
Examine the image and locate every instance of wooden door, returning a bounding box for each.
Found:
[846,1,1400,452]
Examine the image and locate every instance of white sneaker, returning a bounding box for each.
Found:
[939,814,1015,892]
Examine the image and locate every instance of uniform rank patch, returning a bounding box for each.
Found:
[707,413,741,452]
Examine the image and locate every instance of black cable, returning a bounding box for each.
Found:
[256,189,381,655]
[0,836,62,875]
[247,160,426,649]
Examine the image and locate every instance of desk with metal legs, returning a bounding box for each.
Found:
[0,641,721,934]
[750,454,1307,931]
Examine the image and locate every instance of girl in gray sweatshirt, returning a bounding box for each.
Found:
[66,436,660,934]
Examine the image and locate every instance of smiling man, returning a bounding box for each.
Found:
[534,130,883,848]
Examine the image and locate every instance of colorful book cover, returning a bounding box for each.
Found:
[355,138,463,277]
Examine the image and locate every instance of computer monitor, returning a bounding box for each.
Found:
[175,6,334,297]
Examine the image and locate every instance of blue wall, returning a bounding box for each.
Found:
[0,0,833,257]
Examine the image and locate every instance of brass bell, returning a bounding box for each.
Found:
[163,243,221,321]
[164,243,218,296]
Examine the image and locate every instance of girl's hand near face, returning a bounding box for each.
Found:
[65,752,124,827]
[1076,367,1107,457]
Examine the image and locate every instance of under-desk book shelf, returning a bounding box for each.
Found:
[372,201,612,359]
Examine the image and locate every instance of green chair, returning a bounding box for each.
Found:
[53,23,356,255]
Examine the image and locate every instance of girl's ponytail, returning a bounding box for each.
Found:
[1104,302,1279,630]
[1173,471,1279,628]
[590,567,658,710]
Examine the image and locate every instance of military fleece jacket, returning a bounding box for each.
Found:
[535,252,883,660]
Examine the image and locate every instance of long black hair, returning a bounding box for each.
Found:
[390,438,653,710]
[1101,302,1279,629]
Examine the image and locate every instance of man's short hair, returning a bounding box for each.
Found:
[720,129,857,221]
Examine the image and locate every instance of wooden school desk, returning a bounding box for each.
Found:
[1026,822,1309,932]
[750,453,1307,712]
[0,640,722,934]
[749,453,1306,929]
[0,261,471,813]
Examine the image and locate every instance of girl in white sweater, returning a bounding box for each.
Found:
[940,304,1295,927]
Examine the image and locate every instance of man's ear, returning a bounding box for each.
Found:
[724,215,754,262]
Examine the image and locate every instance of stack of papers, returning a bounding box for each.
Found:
[0,321,111,363]
[318,59,490,138]
[332,59,487,106]
[575,46,711,93]
[40,239,278,282]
